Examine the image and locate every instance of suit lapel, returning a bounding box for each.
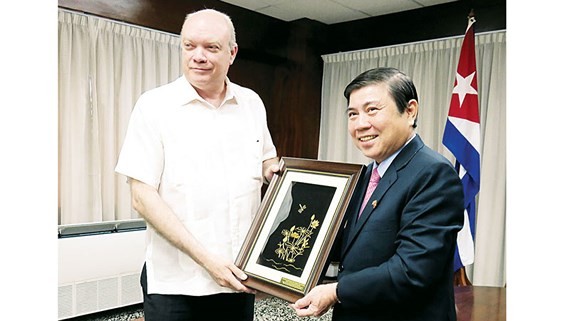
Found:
[341,136,425,257]
[342,170,397,256]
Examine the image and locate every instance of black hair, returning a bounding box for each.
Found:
[344,67,418,127]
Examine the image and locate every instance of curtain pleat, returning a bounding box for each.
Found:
[58,10,182,225]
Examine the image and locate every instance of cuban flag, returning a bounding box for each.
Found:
[442,15,480,272]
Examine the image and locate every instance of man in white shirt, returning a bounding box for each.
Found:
[115,8,279,321]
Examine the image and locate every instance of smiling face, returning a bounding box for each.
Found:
[347,83,417,163]
[180,10,237,94]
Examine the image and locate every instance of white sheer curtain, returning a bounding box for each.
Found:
[58,10,182,225]
[318,31,506,287]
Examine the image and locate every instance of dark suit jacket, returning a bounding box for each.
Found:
[332,135,464,321]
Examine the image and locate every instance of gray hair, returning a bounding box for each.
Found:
[182,9,237,50]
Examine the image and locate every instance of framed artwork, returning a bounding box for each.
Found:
[235,157,364,302]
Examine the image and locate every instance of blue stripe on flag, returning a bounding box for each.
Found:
[443,119,479,271]
[442,119,480,187]
[460,166,479,209]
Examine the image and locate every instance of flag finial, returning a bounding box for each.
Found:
[467,9,476,26]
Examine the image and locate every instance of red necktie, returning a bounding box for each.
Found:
[358,169,380,219]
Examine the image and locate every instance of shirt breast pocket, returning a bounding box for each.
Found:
[230,136,264,185]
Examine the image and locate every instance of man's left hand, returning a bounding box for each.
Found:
[290,282,338,317]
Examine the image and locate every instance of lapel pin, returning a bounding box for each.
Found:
[372,200,378,209]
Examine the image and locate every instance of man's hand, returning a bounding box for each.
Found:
[201,253,256,294]
[130,179,255,294]
[290,283,338,317]
[262,157,280,184]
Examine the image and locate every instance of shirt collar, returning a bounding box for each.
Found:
[175,76,237,107]
[373,133,416,177]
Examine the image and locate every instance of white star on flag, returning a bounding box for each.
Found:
[452,71,478,107]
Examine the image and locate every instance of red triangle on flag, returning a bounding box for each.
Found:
[447,18,480,124]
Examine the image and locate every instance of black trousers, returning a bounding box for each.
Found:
[140,264,255,321]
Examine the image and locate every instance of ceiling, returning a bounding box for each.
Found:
[220,0,458,24]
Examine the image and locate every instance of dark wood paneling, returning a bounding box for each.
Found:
[264,19,327,159]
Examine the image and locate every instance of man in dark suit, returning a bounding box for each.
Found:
[292,67,464,321]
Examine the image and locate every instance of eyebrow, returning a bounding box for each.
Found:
[347,100,383,110]
[363,99,382,106]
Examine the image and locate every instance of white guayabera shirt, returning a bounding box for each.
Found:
[116,76,276,295]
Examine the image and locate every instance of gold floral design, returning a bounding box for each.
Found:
[275,214,320,263]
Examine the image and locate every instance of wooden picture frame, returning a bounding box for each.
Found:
[235,157,364,302]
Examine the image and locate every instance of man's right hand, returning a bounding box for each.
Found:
[202,253,256,294]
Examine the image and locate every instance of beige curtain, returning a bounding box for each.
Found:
[58,10,182,225]
[318,31,506,287]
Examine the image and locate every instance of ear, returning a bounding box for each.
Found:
[229,45,238,65]
[406,99,418,126]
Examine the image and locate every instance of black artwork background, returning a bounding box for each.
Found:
[257,181,336,277]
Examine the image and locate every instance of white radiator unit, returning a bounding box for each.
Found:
[58,219,146,320]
